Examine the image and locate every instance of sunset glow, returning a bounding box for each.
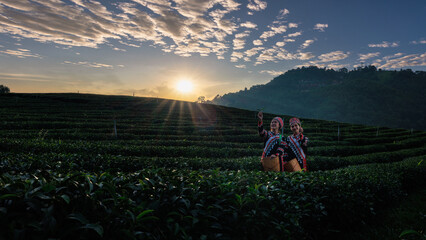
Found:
[0,0,424,100]
[176,80,194,93]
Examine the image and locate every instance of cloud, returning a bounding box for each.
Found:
[119,40,141,48]
[368,41,399,48]
[314,23,328,32]
[0,73,54,82]
[372,52,426,69]
[235,64,246,68]
[116,2,139,15]
[63,61,114,69]
[0,0,242,59]
[172,0,215,18]
[259,31,276,39]
[277,9,289,19]
[235,31,250,39]
[0,48,42,58]
[271,25,287,34]
[0,0,34,11]
[4,0,409,77]
[254,46,315,65]
[131,0,172,15]
[253,39,263,46]
[384,53,403,59]
[259,70,284,76]
[233,30,251,50]
[300,39,314,49]
[410,40,426,44]
[0,0,128,47]
[255,48,280,64]
[298,52,315,60]
[358,52,380,61]
[317,51,349,62]
[247,0,267,11]
[230,51,243,62]
[113,47,127,52]
[259,25,287,39]
[288,23,298,28]
[244,47,264,57]
[241,21,257,29]
[155,10,188,40]
[233,38,246,50]
[276,42,285,47]
[287,31,302,38]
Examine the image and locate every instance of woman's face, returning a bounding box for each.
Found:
[290,123,300,135]
[270,119,279,132]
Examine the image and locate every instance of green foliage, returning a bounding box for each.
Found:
[0,93,425,239]
[0,158,425,239]
[340,188,426,240]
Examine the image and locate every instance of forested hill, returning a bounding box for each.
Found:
[212,66,426,130]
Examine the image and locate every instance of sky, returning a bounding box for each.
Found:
[0,0,425,101]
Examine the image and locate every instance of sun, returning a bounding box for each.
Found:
[176,80,194,93]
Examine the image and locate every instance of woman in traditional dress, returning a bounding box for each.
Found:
[257,111,289,171]
[286,117,308,172]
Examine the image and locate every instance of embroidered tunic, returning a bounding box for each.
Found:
[258,120,293,171]
[287,133,308,171]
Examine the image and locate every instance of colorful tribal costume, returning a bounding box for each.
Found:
[258,117,294,172]
[287,118,309,171]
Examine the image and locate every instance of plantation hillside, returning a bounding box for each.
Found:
[0,93,425,239]
[212,66,426,131]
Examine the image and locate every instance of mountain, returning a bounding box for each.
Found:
[212,66,426,130]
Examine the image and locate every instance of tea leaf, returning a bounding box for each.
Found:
[0,194,18,199]
[136,209,154,220]
[399,229,423,238]
[61,194,70,204]
[68,213,88,224]
[81,223,104,237]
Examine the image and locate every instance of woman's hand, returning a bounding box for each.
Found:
[302,138,308,147]
[257,111,263,121]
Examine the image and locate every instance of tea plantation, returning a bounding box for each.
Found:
[1,93,425,239]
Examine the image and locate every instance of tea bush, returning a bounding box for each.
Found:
[1,93,425,239]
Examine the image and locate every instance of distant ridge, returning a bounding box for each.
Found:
[212,66,426,130]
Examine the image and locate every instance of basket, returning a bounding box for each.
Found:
[261,156,280,172]
[284,158,302,172]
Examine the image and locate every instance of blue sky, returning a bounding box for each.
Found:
[0,0,425,101]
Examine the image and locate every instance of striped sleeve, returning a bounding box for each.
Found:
[258,120,267,138]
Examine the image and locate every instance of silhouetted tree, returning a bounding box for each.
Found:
[197,96,206,103]
[339,67,348,73]
[0,85,10,94]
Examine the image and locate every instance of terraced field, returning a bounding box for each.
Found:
[1,93,425,239]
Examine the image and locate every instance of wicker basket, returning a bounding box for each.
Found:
[261,156,280,172]
[284,158,302,172]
